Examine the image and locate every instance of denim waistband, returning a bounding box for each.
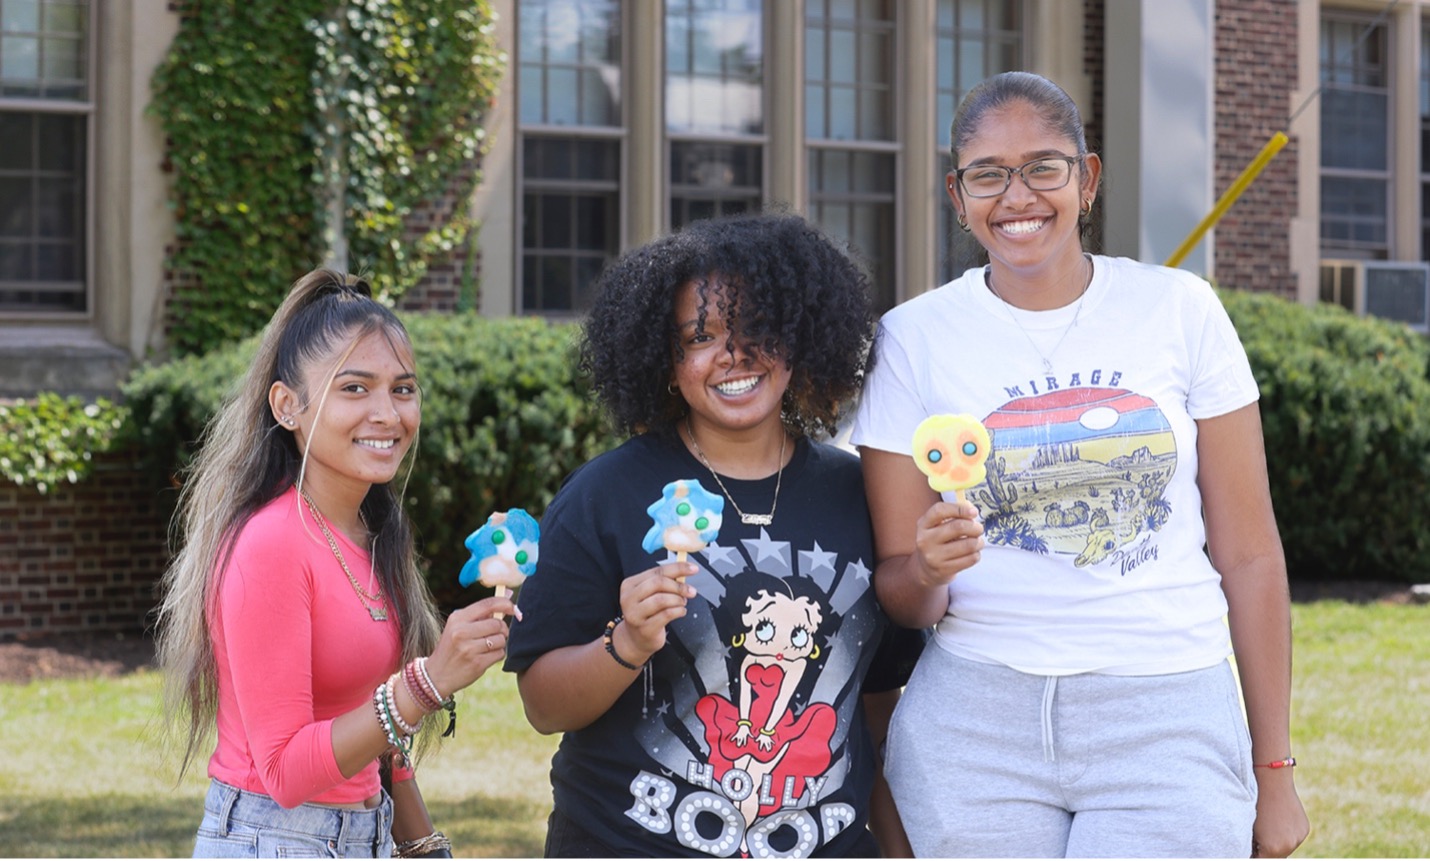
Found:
[203,779,392,844]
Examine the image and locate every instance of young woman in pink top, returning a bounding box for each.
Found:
[155,269,514,858]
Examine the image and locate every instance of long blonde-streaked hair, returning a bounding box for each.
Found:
[154,269,442,776]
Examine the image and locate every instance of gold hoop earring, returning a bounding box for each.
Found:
[1081,198,1094,216]
[809,644,821,660]
[957,214,970,232]
[732,633,746,649]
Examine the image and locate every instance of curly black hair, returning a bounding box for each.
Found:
[579,212,876,439]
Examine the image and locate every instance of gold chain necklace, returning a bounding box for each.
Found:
[986,254,1092,376]
[685,418,785,527]
[301,491,388,621]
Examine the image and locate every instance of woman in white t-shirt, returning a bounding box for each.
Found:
[851,71,1309,858]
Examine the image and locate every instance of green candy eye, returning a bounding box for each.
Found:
[492,529,506,544]
[676,501,691,516]
[695,516,709,530]
[515,550,529,565]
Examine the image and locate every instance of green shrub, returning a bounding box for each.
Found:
[0,394,127,492]
[1221,289,1430,583]
[120,314,619,606]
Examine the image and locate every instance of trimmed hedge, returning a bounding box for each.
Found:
[120,314,618,606]
[13,294,1430,588]
[1221,289,1430,582]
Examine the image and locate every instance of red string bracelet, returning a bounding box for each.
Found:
[1254,757,1296,769]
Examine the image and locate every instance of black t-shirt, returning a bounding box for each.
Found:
[505,433,924,858]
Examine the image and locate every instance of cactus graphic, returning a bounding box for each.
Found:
[973,455,1019,514]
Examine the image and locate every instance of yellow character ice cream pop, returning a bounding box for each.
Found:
[912,414,992,503]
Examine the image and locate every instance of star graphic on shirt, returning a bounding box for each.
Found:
[743,529,790,568]
[799,542,838,575]
[848,558,871,584]
[703,542,740,570]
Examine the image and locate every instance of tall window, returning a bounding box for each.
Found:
[0,0,90,315]
[518,0,622,314]
[1320,13,1388,259]
[806,0,896,311]
[666,0,764,229]
[936,0,1023,282]
[1421,21,1430,262]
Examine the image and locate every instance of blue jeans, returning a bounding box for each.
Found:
[193,779,394,858]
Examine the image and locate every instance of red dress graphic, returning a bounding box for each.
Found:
[696,662,836,817]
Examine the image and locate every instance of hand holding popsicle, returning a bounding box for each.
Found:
[460,509,540,620]
[912,414,993,503]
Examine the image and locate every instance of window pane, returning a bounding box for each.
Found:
[2,0,41,31]
[35,239,74,278]
[0,0,88,99]
[670,141,763,231]
[520,135,620,313]
[0,178,31,235]
[829,29,856,83]
[1321,88,1386,171]
[0,242,29,279]
[43,0,82,32]
[665,0,762,135]
[518,0,621,127]
[830,86,856,139]
[810,148,894,311]
[0,112,32,169]
[1,35,38,80]
[1321,176,1387,249]
[937,0,1024,283]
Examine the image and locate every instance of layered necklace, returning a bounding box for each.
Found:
[301,491,388,622]
[986,254,1093,376]
[685,417,786,526]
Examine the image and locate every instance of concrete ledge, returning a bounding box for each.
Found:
[0,327,132,399]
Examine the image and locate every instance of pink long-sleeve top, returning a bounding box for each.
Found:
[208,486,410,808]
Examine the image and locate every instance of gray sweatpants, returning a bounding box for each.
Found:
[886,645,1257,858]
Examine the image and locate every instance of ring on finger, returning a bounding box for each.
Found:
[484,637,493,650]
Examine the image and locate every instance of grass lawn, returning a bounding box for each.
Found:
[0,598,1425,857]
[0,670,559,858]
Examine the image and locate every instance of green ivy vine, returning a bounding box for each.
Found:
[0,394,127,493]
[150,0,502,354]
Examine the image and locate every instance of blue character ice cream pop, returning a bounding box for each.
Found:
[461,508,540,619]
[642,479,724,567]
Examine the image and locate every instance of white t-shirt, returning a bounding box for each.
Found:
[851,254,1260,675]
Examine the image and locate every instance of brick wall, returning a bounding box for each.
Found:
[1214,0,1299,297]
[0,453,171,638]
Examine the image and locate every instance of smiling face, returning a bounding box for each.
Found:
[671,276,792,442]
[740,589,823,663]
[949,100,1101,287]
[272,325,421,501]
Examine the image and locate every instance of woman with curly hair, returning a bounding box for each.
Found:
[505,212,925,858]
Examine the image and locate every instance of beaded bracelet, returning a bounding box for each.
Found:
[375,681,413,758]
[404,660,443,713]
[394,831,452,858]
[603,616,643,670]
[385,674,422,736]
[415,657,447,705]
[414,657,458,738]
[1254,757,1296,769]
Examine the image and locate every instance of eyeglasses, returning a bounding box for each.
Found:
[954,155,1083,198]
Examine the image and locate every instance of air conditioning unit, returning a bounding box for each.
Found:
[1318,259,1430,334]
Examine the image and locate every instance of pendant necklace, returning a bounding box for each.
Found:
[986,254,1092,376]
[685,417,785,526]
[302,491,388,622]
